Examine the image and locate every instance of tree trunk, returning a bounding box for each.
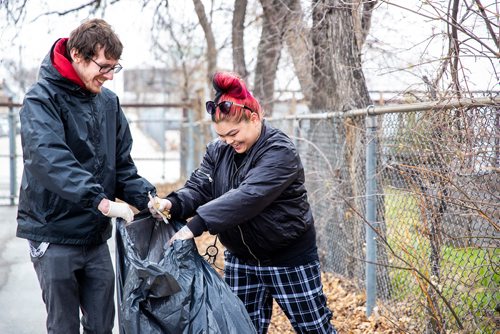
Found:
[254,0,314,113]
[310,2,393,296]
[283,0,313,103]
[311,0,370,112]
[351,0,377,51]
[193,0,217,87]
[254,0,293,114]
[232,0,249,81]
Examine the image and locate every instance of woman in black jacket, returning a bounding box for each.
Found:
[149,71,336,334]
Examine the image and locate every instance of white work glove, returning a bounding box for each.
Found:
[168,225,194,246]
[147,195,172,221]
[103,200,134,223]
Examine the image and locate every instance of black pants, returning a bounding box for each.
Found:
[30,242,115,334]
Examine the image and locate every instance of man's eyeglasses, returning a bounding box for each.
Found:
[90,58,123,74]
[206,100,254,115]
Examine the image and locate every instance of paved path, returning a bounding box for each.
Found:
[0,205,120,333]
[0,205,46,333]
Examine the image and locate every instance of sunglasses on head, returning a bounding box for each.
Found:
[206,100,254,115]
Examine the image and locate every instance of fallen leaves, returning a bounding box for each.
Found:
[195,232,413,334]
[157,182,413,333]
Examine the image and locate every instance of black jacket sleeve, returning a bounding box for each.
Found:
[196,143,299,234]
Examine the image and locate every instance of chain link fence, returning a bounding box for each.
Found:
[186,96,499,333]
[1,95,498,333]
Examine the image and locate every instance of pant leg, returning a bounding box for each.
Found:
[263,261,337,334]
[79,242,115,334]
[31,244,83,334]
[224,252,273,334]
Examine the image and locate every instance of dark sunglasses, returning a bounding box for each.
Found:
[206,100,254,115]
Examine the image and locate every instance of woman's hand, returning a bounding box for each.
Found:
[147,195,172,220]
[168,225,194,246]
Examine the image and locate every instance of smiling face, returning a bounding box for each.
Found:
[70,47,118,94]
[213,112,262,153]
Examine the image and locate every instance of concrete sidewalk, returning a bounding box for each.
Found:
[0,205,45,333]
[0,205,119,333]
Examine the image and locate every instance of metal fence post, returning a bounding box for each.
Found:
[8,97,17,206]
[186,107,195,176]
[365,105,378,316]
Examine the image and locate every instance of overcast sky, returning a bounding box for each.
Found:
[0,0,497,98]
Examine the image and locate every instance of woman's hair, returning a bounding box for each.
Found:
[67,18,123,61]
[210,71,262,123]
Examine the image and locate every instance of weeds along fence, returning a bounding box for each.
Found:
[185,96,499,334]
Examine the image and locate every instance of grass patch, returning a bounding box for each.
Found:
[383,187,499,333]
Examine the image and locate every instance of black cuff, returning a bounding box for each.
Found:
[166,196,181,218]
[92,193,107,210]
[187,215,207,237]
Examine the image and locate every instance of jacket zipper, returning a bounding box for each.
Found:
[238,226,260,265]
[231,160,260,265]
[90,100,102,177]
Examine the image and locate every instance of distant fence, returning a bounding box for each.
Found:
[0,98,22,206]
[185,95,499,334]
[1,94,498,333]
[0,101,192,205]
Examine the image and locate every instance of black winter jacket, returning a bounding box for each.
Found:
[170,121,318,266]
[16,41,155,245]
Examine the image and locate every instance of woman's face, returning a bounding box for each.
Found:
[213,113,262,153]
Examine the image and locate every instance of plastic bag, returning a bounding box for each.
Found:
[115,211,256,334]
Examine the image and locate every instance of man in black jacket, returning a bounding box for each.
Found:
[17,19,155,333]
[149,71,336,333]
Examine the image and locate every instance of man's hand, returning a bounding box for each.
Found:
[168,225,194,246]
[98,198,134,223]
[147,195,172,220]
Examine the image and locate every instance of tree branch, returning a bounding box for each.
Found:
[474,0,500,50]
[30,0,102,22]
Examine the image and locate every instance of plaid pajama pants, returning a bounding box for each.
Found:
[224,252,337,334]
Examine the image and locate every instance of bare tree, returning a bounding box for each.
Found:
[253,0,295,113]
[282,0,313,103]
[1,0,107,25]
[232,0,249,80]
[311,0,371,112]
[2,0,497,102]
[190,0,312,113]
[1,0,28,26]
[250,0,376,110]
[308,0,375,287]
[352,0,377,51]
[380,0,499,97]
[151,2,201,101]
[193,0,217,86]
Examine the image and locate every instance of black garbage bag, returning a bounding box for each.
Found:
[115,211,256,334]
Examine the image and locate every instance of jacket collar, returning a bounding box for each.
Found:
[51,38,86,89]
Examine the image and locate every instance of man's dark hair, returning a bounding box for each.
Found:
[67,18,123,60]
